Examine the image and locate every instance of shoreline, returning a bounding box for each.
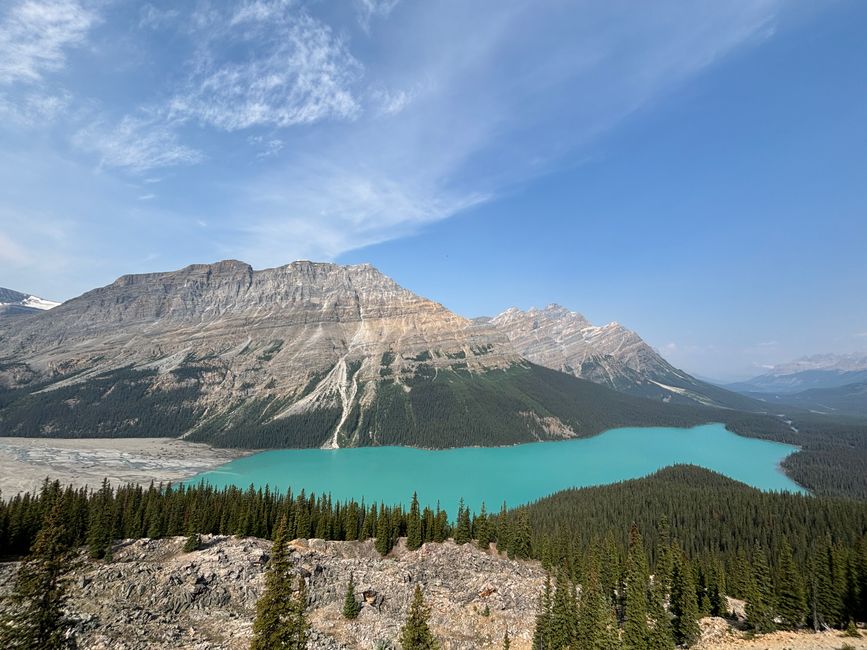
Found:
[0,437,253,499]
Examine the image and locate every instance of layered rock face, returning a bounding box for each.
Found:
[0,536,545,650]
[3,260,513,379]
[0,261,528,447]
[489,305,681,388]
[488,305,752,408]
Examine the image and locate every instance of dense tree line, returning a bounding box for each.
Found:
[731,412,867,500]
[0,367,202,439]
[528,512,867,649]
[2,466,867,641]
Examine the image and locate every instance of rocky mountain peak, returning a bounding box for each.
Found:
[0,259,522,448]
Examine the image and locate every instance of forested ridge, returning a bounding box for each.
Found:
[2,465,867,647]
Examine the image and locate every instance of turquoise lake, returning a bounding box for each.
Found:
[187,423,803,513]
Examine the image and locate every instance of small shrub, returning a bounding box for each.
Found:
[843,620,861,638]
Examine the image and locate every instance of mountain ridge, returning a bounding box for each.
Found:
[727,353,867,394]
[0,259,774,449]
[486,303,760,410]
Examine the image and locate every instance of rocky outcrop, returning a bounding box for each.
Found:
[0,536,546,650]
[2,536,860,650]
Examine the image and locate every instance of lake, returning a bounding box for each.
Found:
[186,423,803,513]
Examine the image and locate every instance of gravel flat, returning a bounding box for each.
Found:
[0,437,249,498]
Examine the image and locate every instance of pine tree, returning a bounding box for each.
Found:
[183,531,201,553]
[407,493,422,551]
[670,546,700,647]
[600,532,621,610]
[454,499,471,545]
[578,561,622,650]
[502,629,511,649]
[745,547,776,633]
[361,504,377,541]
[399,585,439,650]
[251,516,302,649]
[623,524,650,650]
[647,590,674,650]
[654,516,673,597]
[648,519,675,650]
[706,559,726,617]
[293,495,310,539]
[548,570,578,647]
[776,539,806,629]
[509,510,532,560]
[433,503,449,543]
[532,575,552,650]
[0,498,77,650]
[342,573,362,620]
[375,506,392,556]
[857,537,867,624]
[289,575,311,649]
[87,478,114,560]
[496,502,511,553]
[808,537,842,630]
[476,502,491,552]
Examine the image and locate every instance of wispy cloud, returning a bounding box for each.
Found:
[2,0,794,299]
[72,115,203,172]
[0,89,70,124]
[219,1,786,267]
[138,3,179,30]
[247,135,285,158]
[0,0,96,85]
[0,0,97,128]
[356,0,401,31]
[232,157,489,262]
[369,85,416,116]
[168,7,361,131]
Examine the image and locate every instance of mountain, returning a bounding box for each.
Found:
[0,260,721,449]
[487,304,760,410]
[727,353,867,394]
[739,381,867,417]
[0,287,60,317]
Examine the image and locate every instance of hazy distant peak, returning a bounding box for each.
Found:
[768,353,867,375]
[0,287,60,316]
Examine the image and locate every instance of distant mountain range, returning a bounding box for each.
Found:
[0,261,773,448]
[724,354,867,417]
[727,353,867,394]
[0,287,60,317]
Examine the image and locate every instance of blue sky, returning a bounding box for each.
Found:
[0,0,865,380]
